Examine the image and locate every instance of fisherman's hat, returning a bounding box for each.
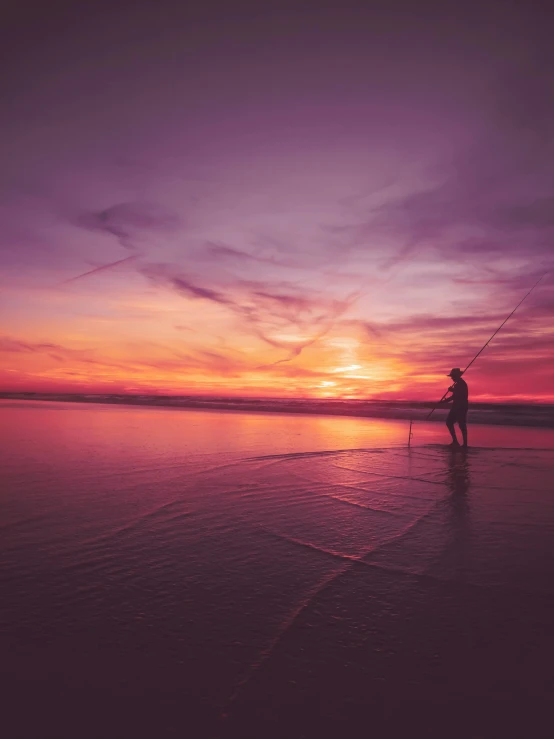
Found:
[447,368,463,378]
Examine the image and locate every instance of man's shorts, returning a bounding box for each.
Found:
[447,406,468,426]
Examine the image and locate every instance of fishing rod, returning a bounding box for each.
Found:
[426,271,548,421]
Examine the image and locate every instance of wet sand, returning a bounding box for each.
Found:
[1,401,553,738]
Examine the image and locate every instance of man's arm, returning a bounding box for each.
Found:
[439,388,455,404]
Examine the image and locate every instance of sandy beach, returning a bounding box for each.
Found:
[1,400,554,738]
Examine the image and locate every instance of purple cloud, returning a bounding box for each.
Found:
[76,203,180,251]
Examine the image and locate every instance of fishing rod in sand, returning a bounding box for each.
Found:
[415,271,549,437]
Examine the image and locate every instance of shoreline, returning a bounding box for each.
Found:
[2,393,554,429]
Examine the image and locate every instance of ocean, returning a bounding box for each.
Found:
[2,400,554,738]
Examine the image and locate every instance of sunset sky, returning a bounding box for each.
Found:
[2,1,553,401]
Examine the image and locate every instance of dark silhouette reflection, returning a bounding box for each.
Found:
[443,448,471,577]
[446,447,471,497]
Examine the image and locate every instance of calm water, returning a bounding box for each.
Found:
[2,401,554,739]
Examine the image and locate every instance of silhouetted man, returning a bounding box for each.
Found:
[441,368,468,448]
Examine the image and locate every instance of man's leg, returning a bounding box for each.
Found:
[459,413,468,447]
[446,410,459,445]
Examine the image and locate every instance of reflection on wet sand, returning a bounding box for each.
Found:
[442,449,471,578]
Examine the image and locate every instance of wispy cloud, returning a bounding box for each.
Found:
[0,337,65,353]
[76,202,180,251]
[60,255,138,284]
[138,260,361,362]
[204,241,300,269]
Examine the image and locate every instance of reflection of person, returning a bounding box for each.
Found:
[446,446,470,496]
[444,449,471,576]
[440,368,468,448]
